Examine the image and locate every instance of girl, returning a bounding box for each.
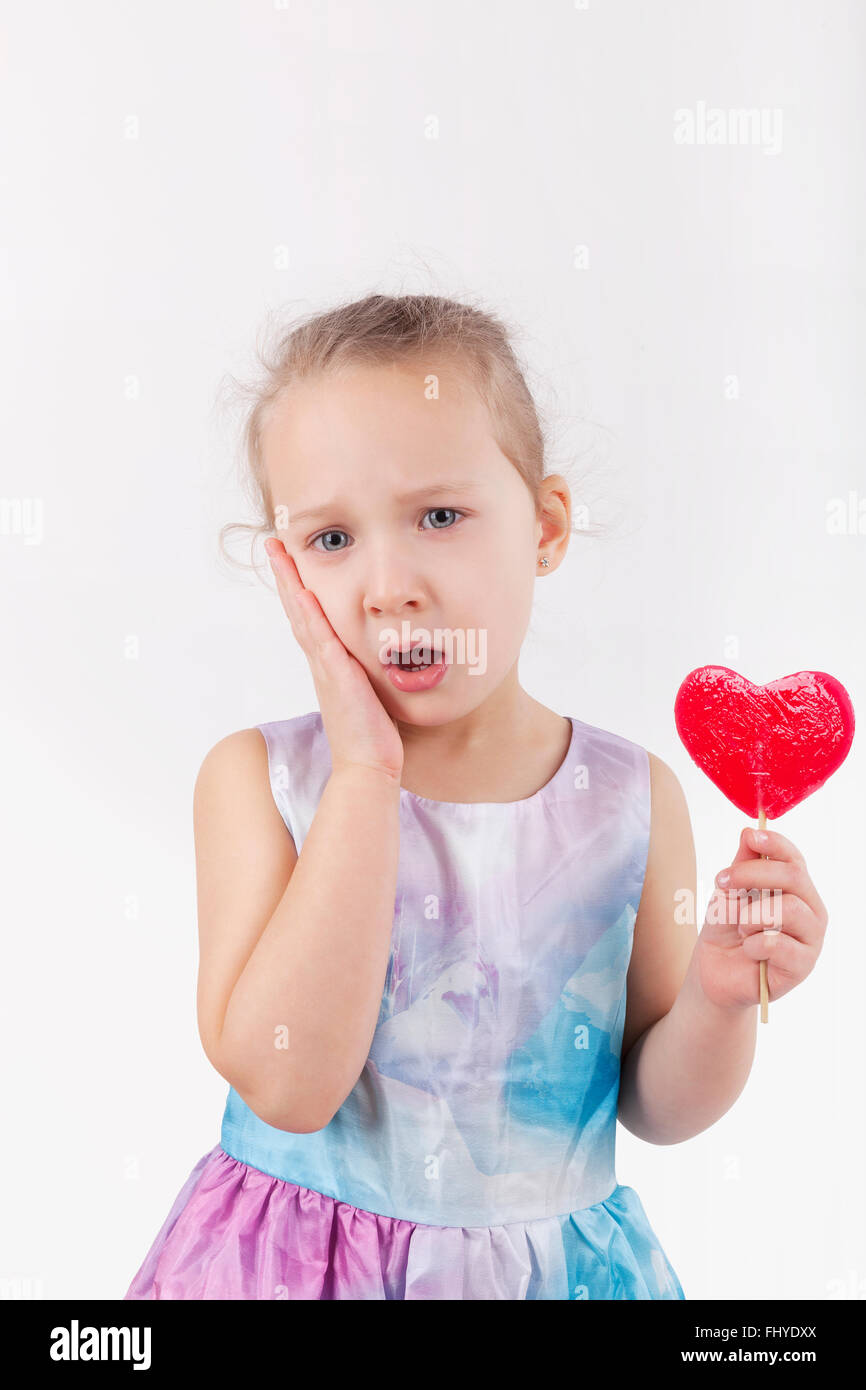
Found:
[124,293,829,1301]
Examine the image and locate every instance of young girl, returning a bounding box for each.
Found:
[124,293,829,1301]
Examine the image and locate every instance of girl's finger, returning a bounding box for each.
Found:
[293,590,354,672]
[265,540,313,629]
[738,929,817,985]
[264,541,351,671]
[719,858,799,893]
[716,855,826,923]
[730,824,807,868]
[274,579,310,638]
[736,891,822,946]
[291,589,326,642]
[265,537,301,593]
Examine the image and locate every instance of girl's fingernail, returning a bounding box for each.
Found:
[717,870,730,886]
[753,830,769,844]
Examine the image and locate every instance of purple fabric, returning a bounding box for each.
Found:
[123,1146,683,1300]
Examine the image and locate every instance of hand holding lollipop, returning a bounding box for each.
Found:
[674,667,855,1023]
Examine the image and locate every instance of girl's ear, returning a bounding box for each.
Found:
[534,476,571,567]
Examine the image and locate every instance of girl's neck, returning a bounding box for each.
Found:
[395,687,571,804]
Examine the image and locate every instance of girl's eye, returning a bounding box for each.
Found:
[421,507,461,530]
[310,529,350,553]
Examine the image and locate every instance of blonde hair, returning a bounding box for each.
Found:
[217,291,605,573]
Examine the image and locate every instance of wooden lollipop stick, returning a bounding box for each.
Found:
[758,807,770,1022]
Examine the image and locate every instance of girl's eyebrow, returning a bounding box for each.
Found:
[287,480,483,527]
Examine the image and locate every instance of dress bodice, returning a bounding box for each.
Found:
[220,710,651,1229]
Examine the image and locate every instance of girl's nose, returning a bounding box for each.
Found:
[364,585,424,619]
[362,552,427,619]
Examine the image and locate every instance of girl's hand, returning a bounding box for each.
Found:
[695,826,829,1011]
[264,538,405,783]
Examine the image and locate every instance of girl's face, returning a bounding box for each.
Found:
[261,359,544,725]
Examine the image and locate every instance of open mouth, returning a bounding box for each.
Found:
[385,647,446,673]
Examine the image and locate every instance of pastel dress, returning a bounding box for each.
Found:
[124,711,685,1301]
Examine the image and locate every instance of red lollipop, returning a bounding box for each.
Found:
[674,666,855,1020]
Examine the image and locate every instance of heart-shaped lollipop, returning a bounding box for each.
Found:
[674,667,855,820]
[675,665,855,1023]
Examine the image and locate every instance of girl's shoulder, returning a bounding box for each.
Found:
[252,711,327,776]
[255,710,322,745]
[567,713,651,775]
[195,713,323,805]
[197,712,321,773]
[568,719,686,829]
[192,717,323,858]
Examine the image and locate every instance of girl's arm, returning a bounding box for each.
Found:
[617,753,758,1144]
[194,727,401,1133]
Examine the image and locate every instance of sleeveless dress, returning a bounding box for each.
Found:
[124,710,685,1301]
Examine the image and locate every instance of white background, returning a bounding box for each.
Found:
[1,0,863,1301]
